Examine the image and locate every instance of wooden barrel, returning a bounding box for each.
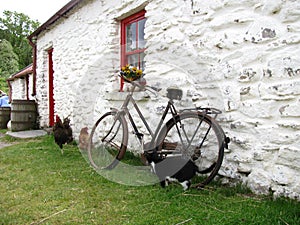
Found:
[0,107,11,129]
[11,100,38,132]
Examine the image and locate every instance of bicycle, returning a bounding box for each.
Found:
[88,76,229,187]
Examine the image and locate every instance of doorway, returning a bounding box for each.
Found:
[48,48,55,126]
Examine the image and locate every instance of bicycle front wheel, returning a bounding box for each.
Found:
[157,111,225,186]
[88,111,128,170]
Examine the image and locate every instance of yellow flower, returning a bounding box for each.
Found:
[120,64,143,81]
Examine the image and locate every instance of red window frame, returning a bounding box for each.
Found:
[120,10,146,91]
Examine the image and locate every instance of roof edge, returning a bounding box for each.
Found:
[28,0,84,40]
[7,64,33,81]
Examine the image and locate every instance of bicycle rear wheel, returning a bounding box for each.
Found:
[88,111,128,170]
[157,111,225,186]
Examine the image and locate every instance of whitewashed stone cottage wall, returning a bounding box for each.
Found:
[10,76,35,100]
[8,65,35,100]
[10,79,27,100]
[33,0,300,199]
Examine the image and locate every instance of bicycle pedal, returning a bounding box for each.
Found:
[136,132,144,139]
[225,137,230,143]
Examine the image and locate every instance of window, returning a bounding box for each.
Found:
[120,10,146,91]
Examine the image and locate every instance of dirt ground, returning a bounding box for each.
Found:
[0,130,47,149]
[0,133,13,149]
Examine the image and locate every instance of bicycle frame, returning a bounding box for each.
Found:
[114,91,178,149]
[88,78,229,187]
[106,77,227,154]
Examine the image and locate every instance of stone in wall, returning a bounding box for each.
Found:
[276,145,300,170]
[261,0,282,15]
[221,84,240,111]
[240,86,258,101]
[276,119,300,130]
[280,100,300,117]
[259,81,300,101]
[238,68,259,83]
[244,17,282,44]
[279,0,300,23]
[240,99,276,118]
[271,165,296,186]
[266,56,300,79]
[219,162,240,180]
[270,166,300,200]
[246,169,271,195]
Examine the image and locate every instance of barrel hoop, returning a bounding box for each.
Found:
[11,110,37,113]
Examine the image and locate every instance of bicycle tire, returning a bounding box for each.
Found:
[156,111,225,187]
[88,111,128,170]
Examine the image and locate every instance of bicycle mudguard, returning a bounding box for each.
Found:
[180,107,222,115]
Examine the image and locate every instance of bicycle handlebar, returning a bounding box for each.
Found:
[119,75,161,94]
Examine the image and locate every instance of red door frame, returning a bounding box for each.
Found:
[48,48,55,127]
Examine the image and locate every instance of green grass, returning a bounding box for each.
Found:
[0,134,299,225]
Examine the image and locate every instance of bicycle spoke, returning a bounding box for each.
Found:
[88,112,128,170]
[157,112,225,186]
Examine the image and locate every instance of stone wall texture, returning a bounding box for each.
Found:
[10,74,35,100]
[33,0,300,199]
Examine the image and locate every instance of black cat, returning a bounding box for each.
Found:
[144,151,199,190]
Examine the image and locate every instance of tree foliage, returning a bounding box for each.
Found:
[0,39,19,78]
[0,10,40,92]
[0,10,40,70]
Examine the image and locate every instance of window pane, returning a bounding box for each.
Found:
[127,54,139,68]
[126,23,136,52]
[138,19,146,49]
[140,52,146,71]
